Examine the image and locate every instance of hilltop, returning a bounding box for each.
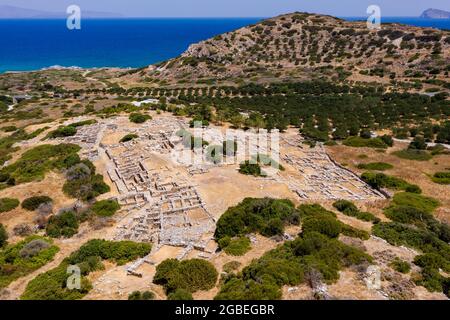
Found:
[133,12,449,90]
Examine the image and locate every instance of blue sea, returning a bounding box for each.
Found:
[0,17,449,73]
[0,18,262,73]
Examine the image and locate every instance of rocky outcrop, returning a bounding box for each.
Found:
[420,8,450,19]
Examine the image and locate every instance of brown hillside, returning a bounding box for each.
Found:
[134,12,449,89]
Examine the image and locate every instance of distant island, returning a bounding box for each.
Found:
[0,5,123,19]
[420,8,450,19]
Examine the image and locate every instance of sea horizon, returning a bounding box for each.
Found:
[0,16,449,74]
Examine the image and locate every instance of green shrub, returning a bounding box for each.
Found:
[223,237,251,256]
[392,149,432,161]
[390,258,411,273]
[167,288,194,300]
[431,172,450,185]
[91,199,120,217]
[215,276,281,300]
[0,223,7,248]
[380,135,394,147]
[392,192,440,213]
[129,113,151,123]
[342,136,387,148]
[46,126,77,139]
[0,144,81,185]
[372,222,450,262]
[21,196,52,211]
[361,172,421,193]
[0,236,59,289]
[0,198,19,213]
[205,145,223,164]
[154,258,218,295]
[384,205,432,227]
[215,230,372,300]
[414,267,447,293]
[239,161,264,176]
[302,216,342,238]
[357,162,393,171]
[46,211,79,238]
[120,134,138,143]
[69,120,97,127]
[223,140,238,156]
[128,290,155,300]
[251,154,285,171]
[223,261,241,273]
[63,161,110,202]
[214,198,300,242]
[22,240,151,300]
[405,184,422,194]
[189,118,209,128]
[414,253,450,273]
[300,204,370,239]
[1,126,17,132]
[340,224,370,240]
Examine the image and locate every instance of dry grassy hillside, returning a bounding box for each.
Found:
[135,12,449,89]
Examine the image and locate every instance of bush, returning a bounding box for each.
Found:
[300,204,370,239]
[0,198,19,213]
[223,140,238,156]
[120,134,138,143]
[222,237,251,256]
[372,222,450,263]
[21,196,52,211]
[333,200,380,223]
[129,113,151,123]
[91,199,120,217]
[154,258,218,295]
[384,205,433,226]
[380,135,394,147]
[392,192,440,213]
[239,161,264,176]
[414,253,450,273]
[21,239,151,300]
[63,161,110,202]
[46,126,77,139]
[205,145,223,164]
[340,224,370,240]
[215,276,281,300]
[431,172,450,185]
[0,236,59,289]
[408,136,427,150]
[0,144,81,185]
[414,267,446,293]
[361,172,421,193]
[302,216,342,238]
[251,154,285,171]
[342,136,387,148]
[223,261,241,273]
[0,223,7,247]
[214,198,300,243]
[357,162,393,171]
[392,149,432,161]
[215,230,372,300]
[167,288,193,300]
[390,258,411,274]
[128,290,155,300]
[46,211,79,238]
[19,239,50,258]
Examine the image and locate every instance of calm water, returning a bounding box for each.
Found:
[0,17,448,73]
[0,18,262,73]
